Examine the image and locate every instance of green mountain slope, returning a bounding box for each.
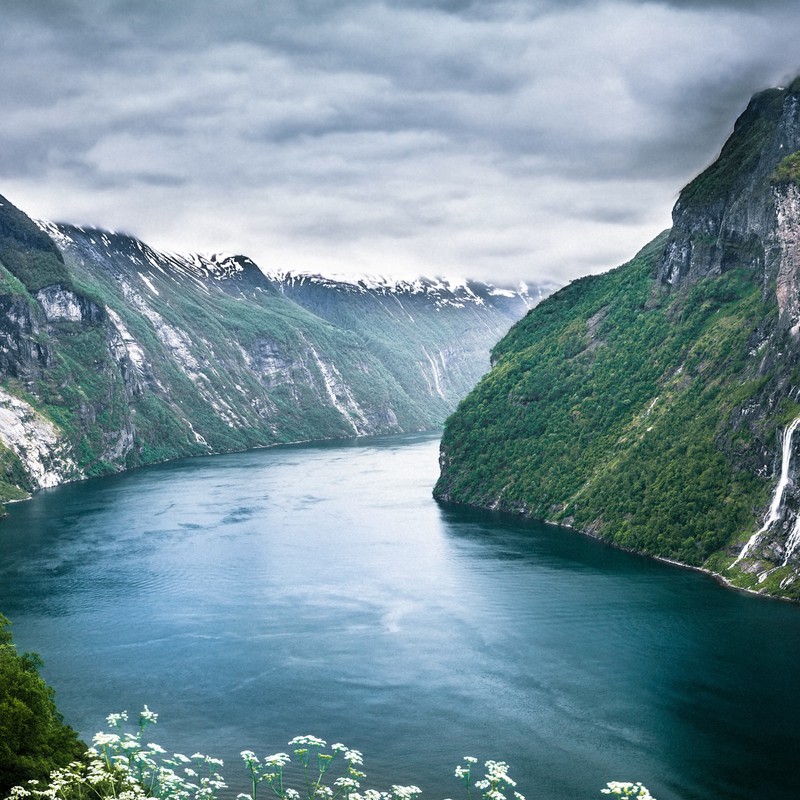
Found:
[0,194,545,508]
[435,79,800,600]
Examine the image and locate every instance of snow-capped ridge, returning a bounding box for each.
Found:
[35,220,553,309]
[260,268,550,309]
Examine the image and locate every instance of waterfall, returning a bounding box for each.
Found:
[783,516,800,566]
[732,416,800,567]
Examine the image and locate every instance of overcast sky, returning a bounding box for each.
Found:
[2,0,800,286]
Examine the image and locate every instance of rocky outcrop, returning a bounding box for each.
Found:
[0,295,49,377]
[35,286,104,325]
[0,387,77,489]
[658,84,799,287]
[773,183,800,334]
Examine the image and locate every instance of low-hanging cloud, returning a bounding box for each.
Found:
[2,0,800,285]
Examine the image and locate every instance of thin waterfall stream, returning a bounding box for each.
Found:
[732,415,800,566]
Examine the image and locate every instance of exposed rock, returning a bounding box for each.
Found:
[35,286,102,324]
[0,387,78,489]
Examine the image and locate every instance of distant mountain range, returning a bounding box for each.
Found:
[0,193,552,506]
[435,77,800,601]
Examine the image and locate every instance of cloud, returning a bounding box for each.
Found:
[2,0,800,285]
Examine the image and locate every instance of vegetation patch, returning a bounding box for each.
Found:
[770,151,800,187]
[436,231,777,569]
[0,615,84,795]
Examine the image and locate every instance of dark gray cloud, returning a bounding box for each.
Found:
[2,0,800,284]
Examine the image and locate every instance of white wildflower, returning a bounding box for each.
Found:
[601,782,655,799]
[289,735,327,748]
[335,777,361,790]
[390,786,422,800]
[264,752,291,766]
[484,761,515,786]
[93,732,121,746]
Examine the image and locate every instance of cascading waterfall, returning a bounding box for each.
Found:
[783,516,800,566]
[731,415,800,567]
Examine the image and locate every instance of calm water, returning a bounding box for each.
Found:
[1,433,799,800]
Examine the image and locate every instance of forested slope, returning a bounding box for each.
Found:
[435,79,800,600]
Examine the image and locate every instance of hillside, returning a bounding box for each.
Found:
[435,78,800,600]
[0,193,547,506]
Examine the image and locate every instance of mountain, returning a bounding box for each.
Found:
[0,193,550,507]
[434,77,800,600]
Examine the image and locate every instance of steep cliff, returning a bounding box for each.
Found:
[0,193,546,506]
[435,78,800,600]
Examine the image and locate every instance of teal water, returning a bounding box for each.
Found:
[1,433,799,800]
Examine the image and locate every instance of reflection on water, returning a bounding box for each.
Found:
[1,433,799,800]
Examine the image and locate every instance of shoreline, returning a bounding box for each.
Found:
[434,492,797,604]
[0,426,443,513]
[552,517,799,604]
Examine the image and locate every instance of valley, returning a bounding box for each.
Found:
[0,194,549,507]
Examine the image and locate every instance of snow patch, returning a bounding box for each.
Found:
[139,273,160,296]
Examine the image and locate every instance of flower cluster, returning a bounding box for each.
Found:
[5,708,226,800]
[239,734,367,800]
[601,782,655,799]
[452,757,523,800]
[3,708,657,800]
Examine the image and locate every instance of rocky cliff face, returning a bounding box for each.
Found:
[434,77,800,600]
[0,193,548,505]
[659,79,800,288]
[658,79,800,590]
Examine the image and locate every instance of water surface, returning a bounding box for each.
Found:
[1,433,798,800]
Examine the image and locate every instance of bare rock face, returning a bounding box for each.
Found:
[774,183,800,334]
[0,387,78,488]
[658,83,800,291]
[35,286,103,325]
[0,295,49,377]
